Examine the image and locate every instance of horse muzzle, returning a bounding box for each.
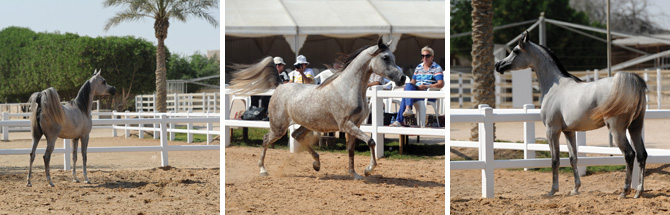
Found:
[108,87,116,96]
[494,61,509,74]
[394,75,406,87]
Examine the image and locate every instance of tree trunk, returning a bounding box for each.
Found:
[154,18,169,113]
[470,0,495,141]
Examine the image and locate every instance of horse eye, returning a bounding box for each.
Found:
[102,80,106,84]
[382,56,389,61]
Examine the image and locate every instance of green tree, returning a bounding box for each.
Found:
[166,52,220,92]
[103,0,218,112]
[451,0,605,71]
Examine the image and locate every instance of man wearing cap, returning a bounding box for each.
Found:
[289,55,315,84]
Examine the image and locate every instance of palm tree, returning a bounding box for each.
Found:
[103,0,218,112]
[470,0,495,141]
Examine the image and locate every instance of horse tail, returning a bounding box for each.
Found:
[590,72,647,125]
[30,87,65,127]
[228,56,281,96]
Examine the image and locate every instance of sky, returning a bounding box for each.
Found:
[647,0,670,31]
[0,1,220,56]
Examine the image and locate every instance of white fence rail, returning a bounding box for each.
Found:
[224,86,446,158]
[136,92,220,113]
[450,104,670,198]
[0,111,220,170]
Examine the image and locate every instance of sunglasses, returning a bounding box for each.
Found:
[421,54,432,58]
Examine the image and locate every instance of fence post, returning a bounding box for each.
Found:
[523,104,535,171]
[207,111,213,145]
[458,72,463,108]
[153,93,157,112]
[224,90,231,147]
[138,110,144,139]
[169,111,175,141]
[658,68,662,109]
[576,132,587,177]
[594,69,599,81]
[153,110,159,139]
[174,93,179,112]
[371,86,384,159]
[124,110,130,138]
[202,92,207,112]
[159,114,169,167]
[289,124,297,153]
[494,73,501,107]
[644,69,650,109]
[187,110,193,143]
[479,105,494,198]
[112,110,117,137]
[63,139,71,171]
[2,112,8,141]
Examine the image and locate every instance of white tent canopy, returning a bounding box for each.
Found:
[225,0,445,55]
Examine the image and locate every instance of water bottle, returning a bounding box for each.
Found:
[390,116,395,124]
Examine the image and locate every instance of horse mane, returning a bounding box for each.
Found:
[71,80,91,115]
[317,42,388,89]
[535,43,583,82]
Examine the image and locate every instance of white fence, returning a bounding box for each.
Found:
[224,86,446,158]
[136,92,220,113]
[450,104,670,198]
[451,69,670,109]
[0,111,220,170]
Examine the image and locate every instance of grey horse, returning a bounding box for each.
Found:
[495,31,648,198]
[27,69,116,187]
[228,38,405,179]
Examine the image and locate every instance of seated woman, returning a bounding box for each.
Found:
[390,46,444,127]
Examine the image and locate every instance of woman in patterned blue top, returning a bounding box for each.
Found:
[390,46,444,127]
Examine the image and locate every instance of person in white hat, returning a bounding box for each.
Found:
[289,55,314,84]
[273,57,290,84]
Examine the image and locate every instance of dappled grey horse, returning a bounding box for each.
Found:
[27,69,116,187]
[228,38,405,179]
[495,31,648,198]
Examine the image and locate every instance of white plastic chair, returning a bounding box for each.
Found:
[314,69,334,85]
[230,95,251,118]
[413,88,442,127]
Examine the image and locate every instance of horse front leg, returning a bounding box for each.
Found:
[72,138,80,183]
[340,121,376,177]
[546,128,561,196]
[345,133,363,180]
[259,130,284,176]
[81,135,91,184]
[563,131,581,195]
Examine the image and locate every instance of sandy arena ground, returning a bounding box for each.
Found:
[225,146,445,214]
[450,120,670,214]
[0,128,220,214]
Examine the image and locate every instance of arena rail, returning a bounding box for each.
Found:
[224,85,446,159]
[0,112,220,170]
[450,104,670,198]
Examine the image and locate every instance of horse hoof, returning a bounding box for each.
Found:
[618,193,627,199]
[260,172,269,177]
[49,183,55,187]
[570,190,580,195]
[26,183,32,187]
[634,192,642,199]
[84,181,91,184]
[313,162,320,172]
[353,175,364,180]
[73,179,80,183]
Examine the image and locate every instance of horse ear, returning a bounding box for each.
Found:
[518,31,529,50]
[377,37,387,50]
[386,37,393,47]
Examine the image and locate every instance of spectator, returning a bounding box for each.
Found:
[250,56,289,109]
[390,46,444,127]
[289,55,315,84]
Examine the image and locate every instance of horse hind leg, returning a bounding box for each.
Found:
[345,133,363,180]
[628,116,647,198]
[563,131,581,195]
[43,135,58,187]
[26,129,43,187]
[258,129,285,176]
[71,138,80,183]
[609,121,635,199]
[293,126,321,172]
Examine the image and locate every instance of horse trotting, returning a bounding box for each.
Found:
[495,31,647,198]
[228,37,405,180]
[27,69,116,187]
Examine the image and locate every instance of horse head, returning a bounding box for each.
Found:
[495,31,533,74]
[90,69,116,96]
[369,37,405,87]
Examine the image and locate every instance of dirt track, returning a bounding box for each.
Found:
[0,131,220,214]
[225,146,445,214]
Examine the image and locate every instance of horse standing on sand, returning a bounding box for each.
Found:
[495,32,648,198]
[228,38,405,179]
[27,69,116,187]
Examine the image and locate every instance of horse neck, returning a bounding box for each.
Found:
[528,45,570,97]
[73,81,93,116]
[338,50,375,96]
